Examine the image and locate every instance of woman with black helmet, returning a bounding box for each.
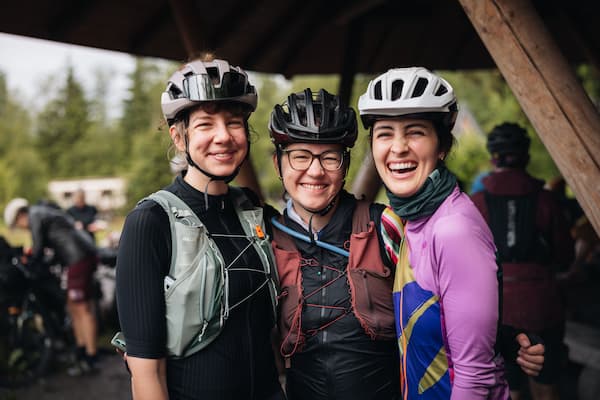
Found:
[116,56,284,400]
[267,88,399,399]
[357,67,545,399]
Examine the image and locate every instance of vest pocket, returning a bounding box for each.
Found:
[349,269,396,340]
[164,224,224,357]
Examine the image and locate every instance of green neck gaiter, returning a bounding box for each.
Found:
[386,162,457,221]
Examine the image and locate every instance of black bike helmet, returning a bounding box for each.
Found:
[269,88,358,148]
[486,123,530,156]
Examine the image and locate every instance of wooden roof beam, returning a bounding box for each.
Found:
[128,3,172,54]
[47,1,95,41]
[459,0,600,235]
[241,1,306,69]
[168,0,212,56]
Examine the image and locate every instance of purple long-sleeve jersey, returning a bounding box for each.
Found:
[381,186,510,399]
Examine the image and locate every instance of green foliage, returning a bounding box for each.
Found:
[0,71,47,210]
[445,133,489,193]
[35,66,91,178]
[124,128,174,211]
[441,69,559,185]
[244,74,287,204]
[577,64,600,107]
[117,59,168,168]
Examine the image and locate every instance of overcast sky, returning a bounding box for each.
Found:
[0,32,138,118]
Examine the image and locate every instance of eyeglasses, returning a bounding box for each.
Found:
[282,149,345,171]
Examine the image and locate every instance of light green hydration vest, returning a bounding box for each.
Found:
[147,187,279,358]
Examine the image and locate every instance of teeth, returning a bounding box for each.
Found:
[302,184,326,190]
[389,162,417,170]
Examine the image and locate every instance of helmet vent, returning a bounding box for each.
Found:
[391,80,404,101]
[435,85,448,96]
[170,85,183,98]
[411,77,428,98]
[206,67,220,85]
[374,81,382,100]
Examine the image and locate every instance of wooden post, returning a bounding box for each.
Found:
[458,0,600,235]
[234,158,264,203]
[351,152,382,203]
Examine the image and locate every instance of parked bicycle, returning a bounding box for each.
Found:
[0,237,71,388]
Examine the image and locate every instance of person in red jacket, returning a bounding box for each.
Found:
[471,122,574,400]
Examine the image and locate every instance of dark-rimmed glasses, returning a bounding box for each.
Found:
[282,149,345,171]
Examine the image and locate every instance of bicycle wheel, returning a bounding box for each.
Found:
[0,312,54,388]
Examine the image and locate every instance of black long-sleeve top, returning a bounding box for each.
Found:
[116,175,281,400]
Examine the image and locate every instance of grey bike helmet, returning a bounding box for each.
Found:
[358,67,458,129]
[269,88,358,148]
[161,59,257,125]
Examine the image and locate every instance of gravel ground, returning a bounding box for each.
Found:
[0,352,131,400]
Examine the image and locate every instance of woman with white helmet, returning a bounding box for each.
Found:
[115,55,284,400]
[359,67,515,399]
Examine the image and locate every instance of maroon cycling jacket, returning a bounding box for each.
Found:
[271,200,396,360]
[471,169,574,332]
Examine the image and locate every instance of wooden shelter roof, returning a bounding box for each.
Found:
[1,0,598,75]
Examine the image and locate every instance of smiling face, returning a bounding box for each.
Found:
[275,142,346,222]
[171,105,248,193]
[371,117,443,198]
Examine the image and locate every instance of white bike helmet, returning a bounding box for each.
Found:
[4,198,29,228]
[358,67,458,129]
[161,59,257,125]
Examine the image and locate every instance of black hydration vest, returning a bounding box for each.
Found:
[484,191,550,264]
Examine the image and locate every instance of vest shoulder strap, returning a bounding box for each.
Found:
[352,199,372,234]
[144,190,204,275]
[271,214,297,251]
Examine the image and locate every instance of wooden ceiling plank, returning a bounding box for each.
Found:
[337,20,362,107]
[240,1,307,70]
[47,0,96,41]
[334,0,386,25]
[168,0,210,56]
[129,3,172,54]
[210,0,261,51]
[459,0,600,235]
[556,6,600,72]
[275,1,341,75]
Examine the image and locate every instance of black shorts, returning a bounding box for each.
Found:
[504,325,566,389]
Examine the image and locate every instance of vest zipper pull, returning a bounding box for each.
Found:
[255,224,265,239]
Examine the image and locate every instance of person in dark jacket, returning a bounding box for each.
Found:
[4,197,99,373]
[67,188,98,241]
[471,122,574,400]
